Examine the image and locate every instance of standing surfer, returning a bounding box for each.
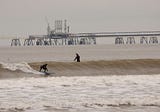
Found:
[74,53,80,62]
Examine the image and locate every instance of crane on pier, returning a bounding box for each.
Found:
[45,17,51,36]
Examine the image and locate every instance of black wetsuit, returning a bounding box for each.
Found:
[39,64,48,72]
[74,54,80,62]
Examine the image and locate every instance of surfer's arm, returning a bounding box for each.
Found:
[74,57,77,61]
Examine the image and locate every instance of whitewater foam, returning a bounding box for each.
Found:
[0,75,160,112]
[0,62,43,75]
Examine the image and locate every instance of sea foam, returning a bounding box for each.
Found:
[0,62,43,75]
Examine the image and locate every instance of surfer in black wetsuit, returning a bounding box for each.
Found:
[39,64,48,72]
[74,53,80,62]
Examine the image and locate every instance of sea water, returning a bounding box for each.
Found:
[0,41,160,112]
[0,75,160,112]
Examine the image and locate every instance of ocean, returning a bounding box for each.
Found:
[0,75,160,112]
[0,43,160,112]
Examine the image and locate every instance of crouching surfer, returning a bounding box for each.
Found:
[39,64,48,72]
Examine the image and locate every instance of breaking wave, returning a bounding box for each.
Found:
[1,59,160,78]
[30,59,160,76]
[1,62,41,74]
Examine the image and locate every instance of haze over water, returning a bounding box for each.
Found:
[0,0,160,37]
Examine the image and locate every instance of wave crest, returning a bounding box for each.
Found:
[30,59,160,76]
[0,62,42,75]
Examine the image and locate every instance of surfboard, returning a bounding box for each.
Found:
[41,71,54,76]
[44,72,50,75]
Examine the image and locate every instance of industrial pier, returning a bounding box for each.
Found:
[11,20,160,46]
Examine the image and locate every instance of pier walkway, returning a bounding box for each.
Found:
[11,31,160,46]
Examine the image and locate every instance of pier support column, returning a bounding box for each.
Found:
[93,37,96,44]
[77,37,80,45]
[140,37,148,44]
[54,39,58,45]
[49,38,52,45]
[24,39,34,46]
[36,39,45,46]
[115,37,124,44]
[11,39,21,46]
[126,37,135,44]
[149,37,158,44]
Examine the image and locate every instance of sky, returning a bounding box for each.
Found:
[0,0,160,37]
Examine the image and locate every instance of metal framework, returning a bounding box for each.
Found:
[10,19,160,46]
[11,39,21,46]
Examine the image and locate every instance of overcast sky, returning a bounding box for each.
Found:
[0,0,160,37]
